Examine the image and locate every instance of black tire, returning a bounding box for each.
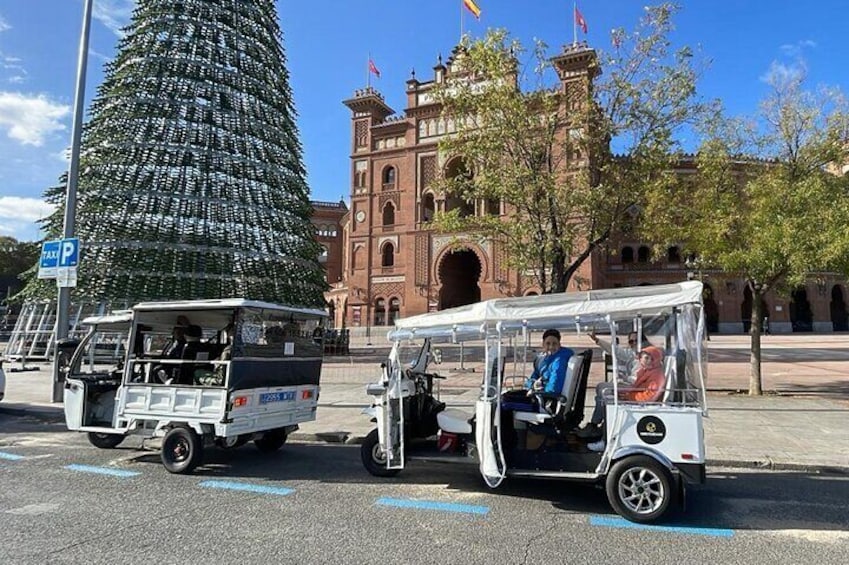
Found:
[606,455,676,523]
[360,429,400,478]
[161,426,203,474]
[87,432,125,449]
[254,428,288,453]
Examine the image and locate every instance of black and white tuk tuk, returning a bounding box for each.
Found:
[63,299,325,473]
[361,282,708,523]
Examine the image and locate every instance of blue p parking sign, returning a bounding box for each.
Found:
[58,238,79,267]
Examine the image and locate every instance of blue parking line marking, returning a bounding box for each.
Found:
[376,497,489,515]
[0,452,25,461]
[590,516,734,537]
[198,480,294,496]
[64,464,140,478]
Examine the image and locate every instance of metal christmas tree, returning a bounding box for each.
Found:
[29,0,326,307]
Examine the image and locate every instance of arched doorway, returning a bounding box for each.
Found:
[790,287,813,332]
[374,298,386,326]
[703,283,719,334]
[438,250,482,310]
[830,285,848,331]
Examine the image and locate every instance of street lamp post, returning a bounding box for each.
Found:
[53,0,93,403]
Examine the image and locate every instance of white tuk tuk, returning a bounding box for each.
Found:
[361,282,708,523]
[63,299,325,473]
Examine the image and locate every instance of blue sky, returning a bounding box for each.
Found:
[0,0,847,242]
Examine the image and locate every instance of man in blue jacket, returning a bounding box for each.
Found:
[525,328,574,395]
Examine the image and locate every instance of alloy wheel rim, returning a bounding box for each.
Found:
[618,467,665,515]
[371,443,387,465]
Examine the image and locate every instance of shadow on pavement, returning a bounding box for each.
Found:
[683,470,849,532]
[778,379,849,399]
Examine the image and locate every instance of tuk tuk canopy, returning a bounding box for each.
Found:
[388,281,705,341]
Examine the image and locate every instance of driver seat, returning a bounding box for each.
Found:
[512,352,585,425]
[437,409,474,434]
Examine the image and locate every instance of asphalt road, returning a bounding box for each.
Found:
[1,415,848,565]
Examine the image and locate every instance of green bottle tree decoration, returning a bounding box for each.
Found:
[25,0,326,307]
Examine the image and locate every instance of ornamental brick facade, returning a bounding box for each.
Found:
[319,44,849,335]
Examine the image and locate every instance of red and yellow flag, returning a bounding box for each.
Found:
[463,0,481,20]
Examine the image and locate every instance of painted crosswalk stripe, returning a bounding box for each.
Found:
[0,452,25,461]
[590,516,735,537]
[64,464,140,478]
[198,480,294,496]
[376,497,489,515]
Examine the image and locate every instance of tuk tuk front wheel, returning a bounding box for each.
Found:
[361,429,400,478]
[254,428,288,453]
[87,432,125,449]
[161,426,203,474]
[606,455,675,523]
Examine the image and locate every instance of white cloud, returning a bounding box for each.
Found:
[0,196,54,223]
[0,14,10,33]
[779,39,817,57]
[760,60,806,85]
[0,92,70,146]
[93,0,136,37]
[0,196,54,240]
[89,48,112,63]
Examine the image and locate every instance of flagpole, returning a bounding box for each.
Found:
[573,1,577,46]
[367,52,371,88]
[459,0,464,42]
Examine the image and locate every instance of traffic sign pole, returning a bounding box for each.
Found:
[54,0,93,403]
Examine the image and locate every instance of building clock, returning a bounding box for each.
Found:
[355,210,366,223]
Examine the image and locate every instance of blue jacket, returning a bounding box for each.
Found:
[525,347,574,394]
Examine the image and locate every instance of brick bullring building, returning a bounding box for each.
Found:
[322,44,848,335]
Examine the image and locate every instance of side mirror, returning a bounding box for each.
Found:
[431,348,442,365]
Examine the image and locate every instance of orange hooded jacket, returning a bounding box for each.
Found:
[620,346,666,402]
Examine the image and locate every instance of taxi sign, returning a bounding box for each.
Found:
[38,240,61,279]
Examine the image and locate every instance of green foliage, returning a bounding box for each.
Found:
[22,0,327,308]
[0,237,40,303]
[641,63,849,393]
[430,4,705,293]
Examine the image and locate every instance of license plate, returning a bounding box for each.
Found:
[259,391,296,404]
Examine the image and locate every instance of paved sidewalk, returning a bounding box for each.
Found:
[2,333,849,473]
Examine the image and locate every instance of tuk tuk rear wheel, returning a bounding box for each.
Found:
[361,429,400,478]
[254,428,288,453]
[606,455,675,523]
[87,432,125,449]
[161,426,203,474]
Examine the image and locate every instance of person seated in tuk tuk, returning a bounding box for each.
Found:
[502,329,574,410]
[161,316,192,359]
[590,330,647,384]
[582,345,667,451]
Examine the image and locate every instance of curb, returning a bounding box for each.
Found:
[704,458,849,476]
[0,404,64,423]
[289,431,366,445]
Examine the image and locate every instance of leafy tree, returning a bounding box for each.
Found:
[21,0,326,307]
[641,67,849,395]
[0,236,39,303]
[430,4,706,293]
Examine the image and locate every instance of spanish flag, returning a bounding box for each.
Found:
[463,0,481,20]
